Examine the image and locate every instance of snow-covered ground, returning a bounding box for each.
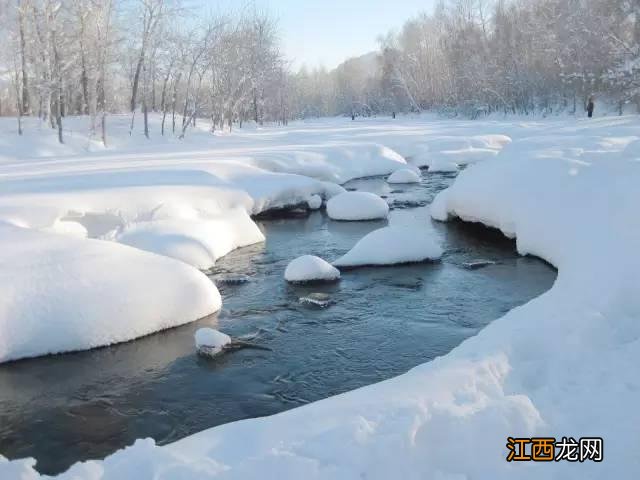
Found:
[1,113,639,478]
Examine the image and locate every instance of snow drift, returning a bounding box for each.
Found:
[0,222,220,363]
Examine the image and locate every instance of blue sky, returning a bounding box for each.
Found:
[192,0,436,70]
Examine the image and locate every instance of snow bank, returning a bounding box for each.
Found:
[407,134,508,169]
[387,168,421,184]
[326,192,389,221]
[116,207,264,270]
[428,158,459,173]
[334,226,443,267]
[0,223,220,363]
[284,255,340,282]
[247,143,411,184]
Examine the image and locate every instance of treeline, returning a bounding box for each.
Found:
[1,0,639,143]
[0,0,287,144]
[292,0,640,118]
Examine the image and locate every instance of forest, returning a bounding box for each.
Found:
[1,0,639,144]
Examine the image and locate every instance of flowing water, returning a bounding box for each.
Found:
[0,172,556,475]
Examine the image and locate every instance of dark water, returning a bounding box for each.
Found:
[0,173,556,475]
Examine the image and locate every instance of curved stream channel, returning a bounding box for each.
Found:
[0,172,556,475]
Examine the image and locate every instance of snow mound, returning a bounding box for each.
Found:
[326,192,389,221]
[387,168,421,184]
[0,223,221,363]
[248,143,409,183]
[195,328,231,357]
[334,226,443,267]
[284,255,340,282]
[116,207,264,270]
[320,181,347,199]
[307,194,322,210]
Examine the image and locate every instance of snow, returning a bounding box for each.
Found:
[306,194,322,210]
[0,222,220,363]
[326,191,389,221]
[116,207,265,270]
[428,158,459,172]
[284,255,341,282]
[3,114,640,478]
[387,168,421,183]
[195,328,232,357]
[334,226,443,267]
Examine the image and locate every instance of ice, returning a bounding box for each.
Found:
[195,328,232,357]
[299,293,332,308]
[284,255,340,282]
[462,260,497,270]
[333,226,443,267]
[215,273,252,284]
[387,168,421,184]
[326,191,389,221]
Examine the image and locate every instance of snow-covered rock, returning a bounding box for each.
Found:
[307,194,322,210]
[333,226,443,267]
[326,191,389,221]
[387,168,421,184]
[195,328,232,357]
[284,255,340,282]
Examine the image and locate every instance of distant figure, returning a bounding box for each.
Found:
[587,96,595,118]
[392,111,396,119]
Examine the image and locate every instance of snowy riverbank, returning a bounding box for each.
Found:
[1,114,639,478]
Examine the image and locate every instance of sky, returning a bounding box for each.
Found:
[195,0,436,70]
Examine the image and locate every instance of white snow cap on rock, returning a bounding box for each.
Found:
[307,194,322,210]
[334,226,443,267]
[387,168,421,184]
[195,328,231,357]
[326,191,389,221]
[284,255,340,282]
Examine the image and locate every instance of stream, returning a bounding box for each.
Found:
[0,171,556,475]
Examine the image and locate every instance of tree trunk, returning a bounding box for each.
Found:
[101,113,107,147]
[80,50,90,115]
[18,1,30,115]
[131,54,144,112]
[144,101,149,139]
[253,91,258,123]
[171,73,181,134]
[160,67,172,136]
